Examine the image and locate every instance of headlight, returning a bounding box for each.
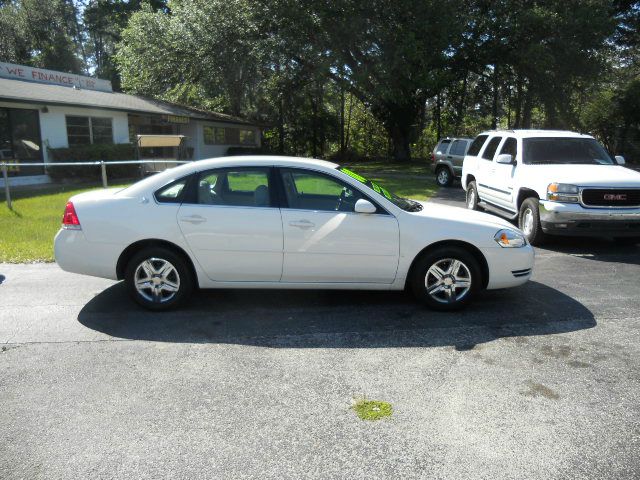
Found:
[494,229,527,248]
[547,183,579,203]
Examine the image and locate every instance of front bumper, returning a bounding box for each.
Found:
[539,201,640,237]
[480,244,535,290]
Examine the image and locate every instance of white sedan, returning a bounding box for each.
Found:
[54,156,534,311]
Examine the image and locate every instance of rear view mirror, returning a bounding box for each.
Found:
[354,199,377,214]
[615,155,625,165]
[496,154,514,165]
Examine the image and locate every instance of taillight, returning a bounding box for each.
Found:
[431,152,435,163]
[62,202,81,230]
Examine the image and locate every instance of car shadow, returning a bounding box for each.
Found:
[536,236,640,265]
[77,281,595,349]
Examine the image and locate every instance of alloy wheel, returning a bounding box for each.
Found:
[437,169,449,185]
[134,257,181,304]
[424,258,472,304]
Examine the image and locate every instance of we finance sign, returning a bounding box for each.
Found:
[0,62,113,92]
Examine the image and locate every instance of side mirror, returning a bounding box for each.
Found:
[496,154,514,165]
[354,199,377,214]
[615,155,625,165]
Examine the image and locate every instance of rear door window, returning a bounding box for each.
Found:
[481,137,502,161]
[196,168,272,207]
[467,135,488,156]
[449,140,467,156]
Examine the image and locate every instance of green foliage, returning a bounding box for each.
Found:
[48,143,137,180]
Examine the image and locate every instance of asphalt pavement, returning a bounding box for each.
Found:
[1,188,639,479]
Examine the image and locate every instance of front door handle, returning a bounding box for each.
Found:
[289,219,315,229]
[179,214,206,224]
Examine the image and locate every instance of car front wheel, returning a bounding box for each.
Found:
[466,181,480,210]
[518,198,545,246]
[410,247,481,311]
[125,247,194,311]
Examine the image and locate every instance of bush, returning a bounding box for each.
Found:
[226,146,271,156]
[47,144,138,181]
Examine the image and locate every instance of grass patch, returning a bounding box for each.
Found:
[342,160,433,176]
[0,183,126,263]
[352,398,393,421]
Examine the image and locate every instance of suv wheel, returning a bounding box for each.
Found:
[518,198,545,246]
[125,247,194,311]
[466,181,480,210]
[436,166,454,187]
[410,247,481,311]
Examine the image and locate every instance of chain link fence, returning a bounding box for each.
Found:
[1,160,192,210]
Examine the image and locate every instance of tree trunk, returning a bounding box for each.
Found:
[340,87,345,156]
[278,97,285,154]
[522,88,533,128]
[491,64,499,130]
[454,71,468,134]
[388,124,411,162]
[435,93,442,140]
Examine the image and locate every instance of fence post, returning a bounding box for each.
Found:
[100,161,108,188]
[2,163,11,210]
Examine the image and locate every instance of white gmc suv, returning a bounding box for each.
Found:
[461,130,640,245]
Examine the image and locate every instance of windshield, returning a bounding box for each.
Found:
[523,137,614,165]
[337,167,423,212]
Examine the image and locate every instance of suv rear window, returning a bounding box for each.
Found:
[467,135,488,156]
[436,139,451,153]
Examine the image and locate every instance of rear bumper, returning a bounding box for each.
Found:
[54,229,120,279]
[539,201,640,237]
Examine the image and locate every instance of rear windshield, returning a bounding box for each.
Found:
[523,138,614,165]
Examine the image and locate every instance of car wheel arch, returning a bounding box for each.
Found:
[516,188,539,210]
[405,240,490,290]
[116,239,198,285]
[464,174,476,190]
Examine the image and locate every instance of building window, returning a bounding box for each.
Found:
[66,116,113,146]
[0,107,44,177]
[240,129,256,145]
[203,126,257,146]
[203,126,226,145]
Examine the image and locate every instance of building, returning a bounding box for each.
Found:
[0,62,261,186]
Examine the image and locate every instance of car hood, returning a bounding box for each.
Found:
[527,164,640,187]
[412,201,516,231]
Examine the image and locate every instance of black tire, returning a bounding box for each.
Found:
[466,181,480,210]
[124,246,194,311]
[435,166,454,187]
[410,246,482,311]
[613,237,640,246]
[518,197,545,246]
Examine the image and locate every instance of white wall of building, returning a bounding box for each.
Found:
[0,100,129,165]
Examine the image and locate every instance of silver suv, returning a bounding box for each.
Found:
[431,137,472,187]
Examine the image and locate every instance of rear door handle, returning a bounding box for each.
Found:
[289,219,315,229]
[179,214,206,224]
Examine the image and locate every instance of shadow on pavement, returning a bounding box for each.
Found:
[78,281,595,349]
[536,236,640,265]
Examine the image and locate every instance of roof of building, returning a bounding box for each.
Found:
[0,77,254,126]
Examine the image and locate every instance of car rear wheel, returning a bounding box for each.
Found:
[410,247,481,311]
[125,247,194,311]
[466,181,480,210]
[435,166,454,187]
[518,198,545,246]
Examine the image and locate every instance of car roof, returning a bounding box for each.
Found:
[121,156,341,195]
[477,129,594,139]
